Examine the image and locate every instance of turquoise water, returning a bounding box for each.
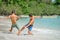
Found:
[17,16,60,30]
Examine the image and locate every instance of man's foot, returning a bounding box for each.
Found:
[17,31,20,35]
[9,29,12,32]
[28,33,33,35]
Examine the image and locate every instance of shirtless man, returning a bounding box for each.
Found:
[8,11,19,32]
[17,14,34,35]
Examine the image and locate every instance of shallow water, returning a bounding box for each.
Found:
[17,16,60,30]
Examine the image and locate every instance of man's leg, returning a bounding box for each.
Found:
[28,30,32,35]
[28,26,33,35]
[15,24,19,30]
[17,26,26,35]
[9,26,13,32]
[9,25,14,32]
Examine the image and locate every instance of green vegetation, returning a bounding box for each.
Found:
[0,0,60,16]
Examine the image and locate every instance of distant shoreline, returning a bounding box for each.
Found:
[0,15,59,18]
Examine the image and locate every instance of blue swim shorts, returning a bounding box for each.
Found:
[25,24,33,31]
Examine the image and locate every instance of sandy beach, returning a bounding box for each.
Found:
[0,16,60,40]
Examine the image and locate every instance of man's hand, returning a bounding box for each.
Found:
[34,16,42,18]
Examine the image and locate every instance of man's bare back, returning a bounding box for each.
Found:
[9,14,18,24]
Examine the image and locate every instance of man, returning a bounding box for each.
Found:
[17,14,35,35]
[8,10,20,32]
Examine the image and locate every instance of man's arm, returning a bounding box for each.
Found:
[17,15,22,18]
[34,16,42,18]
[26,21,33,28]
[5,15,11,19]
[26,18,34,28]
[17,16,21,20]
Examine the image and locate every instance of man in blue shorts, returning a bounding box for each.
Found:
[17,14,34,35]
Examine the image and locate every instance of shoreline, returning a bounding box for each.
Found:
[0,15,59,18]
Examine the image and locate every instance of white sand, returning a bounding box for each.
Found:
[0,16,60,40]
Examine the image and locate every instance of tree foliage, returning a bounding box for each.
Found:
[0,0,60,16]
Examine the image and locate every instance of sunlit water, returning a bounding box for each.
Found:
[17,16,60,35]
[17,16,60,30]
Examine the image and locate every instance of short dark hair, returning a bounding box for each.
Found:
[29,14,33,17]
[12,10,15,13]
